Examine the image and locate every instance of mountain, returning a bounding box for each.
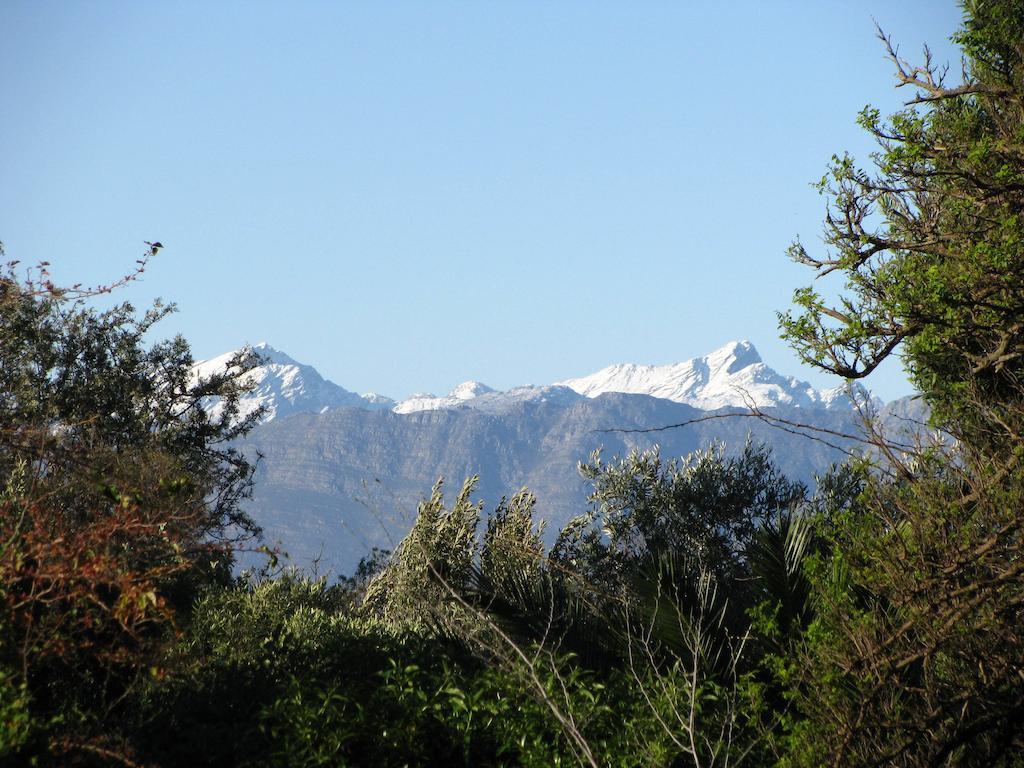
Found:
[558,340,864,410]
[238,393,865,578]
[193,343,394,422]
[198,340,869,423]
[393,381,497,414]
[191,341,915,578]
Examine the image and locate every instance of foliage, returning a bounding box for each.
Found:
[789,451,1024,766]
[362,477,483,631]
[0,666,34,759]
[0,249,264,763]
[777,0,1024,443]
[134,576,634,768]
[360,440,815,766]
[778,2,1024,764]
[561,440,806,611]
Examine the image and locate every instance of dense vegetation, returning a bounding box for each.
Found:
[2,1,1023,764]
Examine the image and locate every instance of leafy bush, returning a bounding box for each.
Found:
[0,250,263,763]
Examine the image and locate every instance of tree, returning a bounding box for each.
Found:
[0,245,264,763]
[778,0,1024,443]
[562,440,806,611]
[361,442,812,767]
[777,3,1024,764]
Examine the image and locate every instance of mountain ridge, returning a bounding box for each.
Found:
[192,343,395,422]
[196,340,877,423]
[558,340,870,411]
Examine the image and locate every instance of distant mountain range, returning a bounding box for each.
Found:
[196,340,875,422]
[194,342,922,578]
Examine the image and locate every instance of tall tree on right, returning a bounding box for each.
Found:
[779,0,1024,447]
[778,2,1024,765]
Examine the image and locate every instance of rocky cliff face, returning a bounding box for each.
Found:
[237,393,875,577]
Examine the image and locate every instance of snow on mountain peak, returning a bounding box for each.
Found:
[196,339,877,423]
[557,341,865,411]
[361,392,396,407]
[450,381,495,400]
[706,340,762,375]
[193,344,386,423]
[392,380,496,414]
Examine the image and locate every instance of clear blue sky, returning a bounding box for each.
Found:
[1,1,964,402]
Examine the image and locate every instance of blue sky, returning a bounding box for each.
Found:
[1,1,964,401]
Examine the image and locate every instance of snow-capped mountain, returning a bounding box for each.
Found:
[195,340,875,424]
[558,340,866,411]
[192,343,394,422]
[387,340,869,415]
[392,381,496,414]
[396,384,585,416]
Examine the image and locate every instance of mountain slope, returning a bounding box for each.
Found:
[238,393,864,577]
[193,343,394,422]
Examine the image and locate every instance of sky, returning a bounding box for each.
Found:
[1,1,965,402]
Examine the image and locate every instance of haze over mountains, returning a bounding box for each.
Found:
[196,342,916,577]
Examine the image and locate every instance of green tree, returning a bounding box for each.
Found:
[562,440,806,610]
[0,247,264,764]
[778,3,1024,764]
[778,0,1024,445]
[362,443,811,767]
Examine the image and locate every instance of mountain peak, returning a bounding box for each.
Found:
[249,343,304,368]
[361,392,396,406]
[558,341,862,411]
[706,340,761,374]
[392,380,496,414]
[449,381,495,400]
[198,339,875,423]
[193,344,383,422]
